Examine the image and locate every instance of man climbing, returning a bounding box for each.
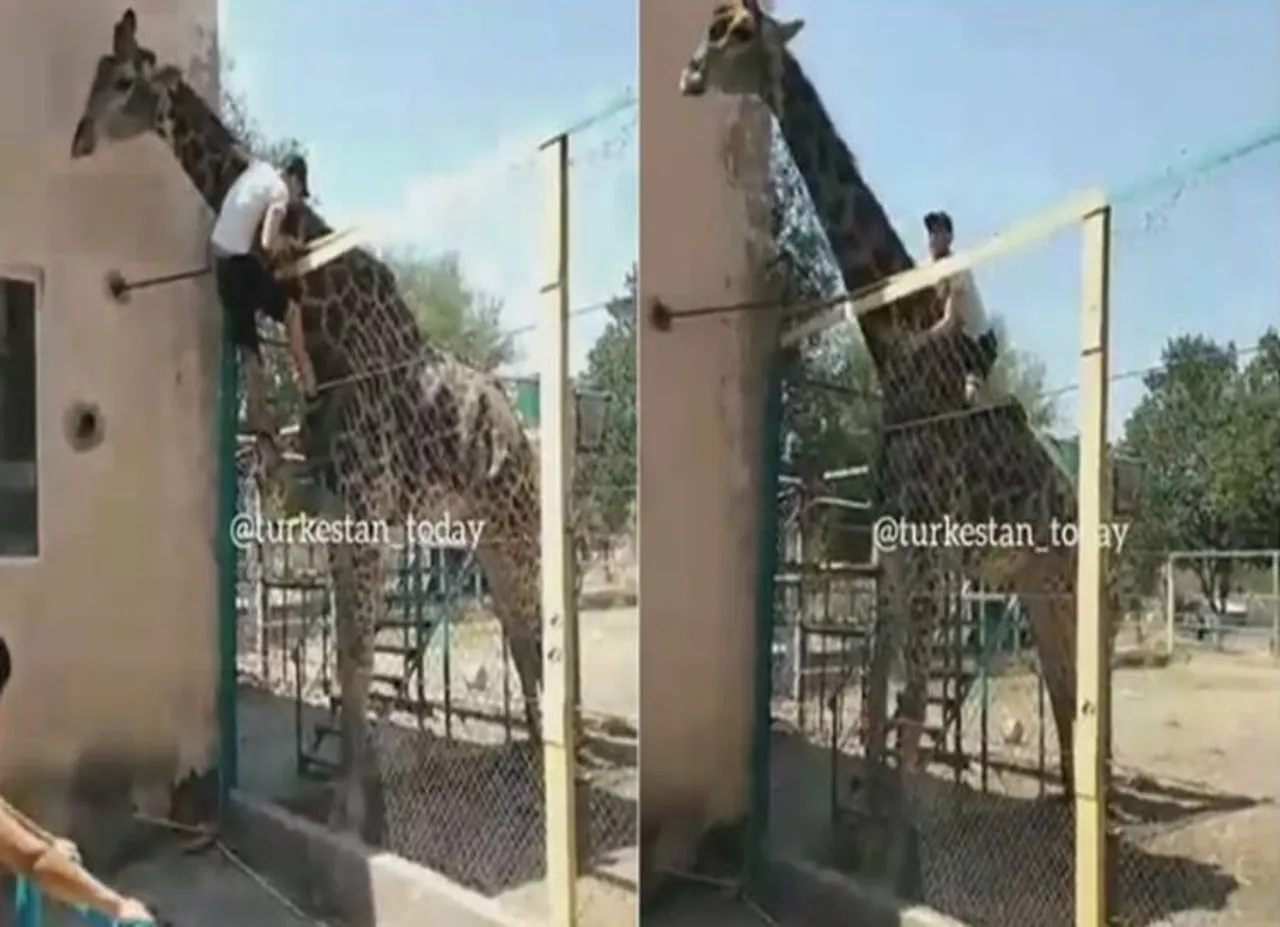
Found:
[0,635,155,923]
[210,154,318,439]
[915,210,1000,403]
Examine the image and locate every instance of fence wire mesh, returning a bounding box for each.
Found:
[1101,128,1280,927]
[231,91,636,927]
[761,92,1280,926]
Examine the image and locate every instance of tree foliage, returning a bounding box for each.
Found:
[573,267,637,554]
[379,250,515,373]
[1119,329,1280,608]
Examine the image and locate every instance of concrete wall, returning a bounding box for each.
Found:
[0,0,221,839]
[638,0,778,886]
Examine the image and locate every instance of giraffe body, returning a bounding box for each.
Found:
[72,10,544,840]
[681,0,1082,885]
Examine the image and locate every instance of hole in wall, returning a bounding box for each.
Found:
[64,402,104,452]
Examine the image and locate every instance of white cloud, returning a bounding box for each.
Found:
[358,117,637,376]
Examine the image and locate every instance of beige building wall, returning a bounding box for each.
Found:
[0,1,221,835]
[638,0,778,885]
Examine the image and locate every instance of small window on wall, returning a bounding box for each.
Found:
[0,276,37,558]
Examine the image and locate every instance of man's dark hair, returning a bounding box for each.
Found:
[924,211,954,235]
[282,154,310,199]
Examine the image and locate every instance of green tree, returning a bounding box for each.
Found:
[379,250,515,372]
[573,267,637,558]
[1120,330,1280,611]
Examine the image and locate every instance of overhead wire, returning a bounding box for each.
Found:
[652,115,1280,330]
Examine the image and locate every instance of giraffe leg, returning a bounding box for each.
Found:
[328,537,387,844]
[881,578,933,902]
[507,628,543,746]
[1014,551,1077,796]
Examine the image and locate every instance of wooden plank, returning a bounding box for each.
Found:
[280,226,366,278]
[780,188,1108,348]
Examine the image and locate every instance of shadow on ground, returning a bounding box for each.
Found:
[771,729,1264,926]
[239,685,637,901]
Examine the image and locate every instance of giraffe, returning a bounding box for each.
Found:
[679,0,1081,877]
[69,10,545,841]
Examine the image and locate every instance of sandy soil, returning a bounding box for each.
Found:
[773,642,1279,926]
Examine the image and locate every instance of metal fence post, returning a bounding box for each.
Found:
[539,130,580,927]
[1075,204,1113,927]
[217,319,241,805]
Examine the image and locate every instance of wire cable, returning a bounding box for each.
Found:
[653,115,1280,328]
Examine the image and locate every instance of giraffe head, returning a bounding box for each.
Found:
[679,0,804,99]
[70,9,183,159]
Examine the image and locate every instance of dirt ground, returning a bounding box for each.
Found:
[773,643,1279,926]
[236,603,639,927]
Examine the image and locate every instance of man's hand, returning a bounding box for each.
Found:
[269,241,307,278]
[114,896,155,923]
[53,838,80,863]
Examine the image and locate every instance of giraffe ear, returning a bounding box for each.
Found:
[777,18,804,43]
[154,64,183,88]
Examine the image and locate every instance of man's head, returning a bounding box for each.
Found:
[282,155,310,204]
[924,211,954,260]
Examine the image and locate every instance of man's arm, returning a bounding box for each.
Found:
[258,178,291,255]
[285,303,317,396]
[926,276,963,337]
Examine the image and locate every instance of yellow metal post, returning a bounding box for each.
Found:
[538,130,580,927]
[1074,205,1113,927]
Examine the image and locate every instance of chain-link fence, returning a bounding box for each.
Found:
[229,92,637,927]
[750,44,1280,926]
[1102,128,1280,927]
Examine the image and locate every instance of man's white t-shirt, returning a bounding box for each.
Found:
[939,268,989,337]
[210,161,289,256]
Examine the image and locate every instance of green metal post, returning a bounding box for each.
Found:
[216,335,241,805]
[746,357,785,885]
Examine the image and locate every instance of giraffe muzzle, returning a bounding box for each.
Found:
[679,63,708,96]
[71,118,96,159]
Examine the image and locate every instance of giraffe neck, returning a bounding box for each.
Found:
[156,80,334,240]
[772,53,920,364]
[155,80,251,214]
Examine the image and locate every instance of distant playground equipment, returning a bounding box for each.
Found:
[235,482,520,774]
[773,479,1057,823]
[1162,548,1280,656]
[770,412,1135,825]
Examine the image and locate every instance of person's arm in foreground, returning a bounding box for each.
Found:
[0,797,153,922]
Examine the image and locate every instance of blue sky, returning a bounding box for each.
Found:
[217,1,637,375]
[216,3,1278,432]
[778,0,1279,433]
